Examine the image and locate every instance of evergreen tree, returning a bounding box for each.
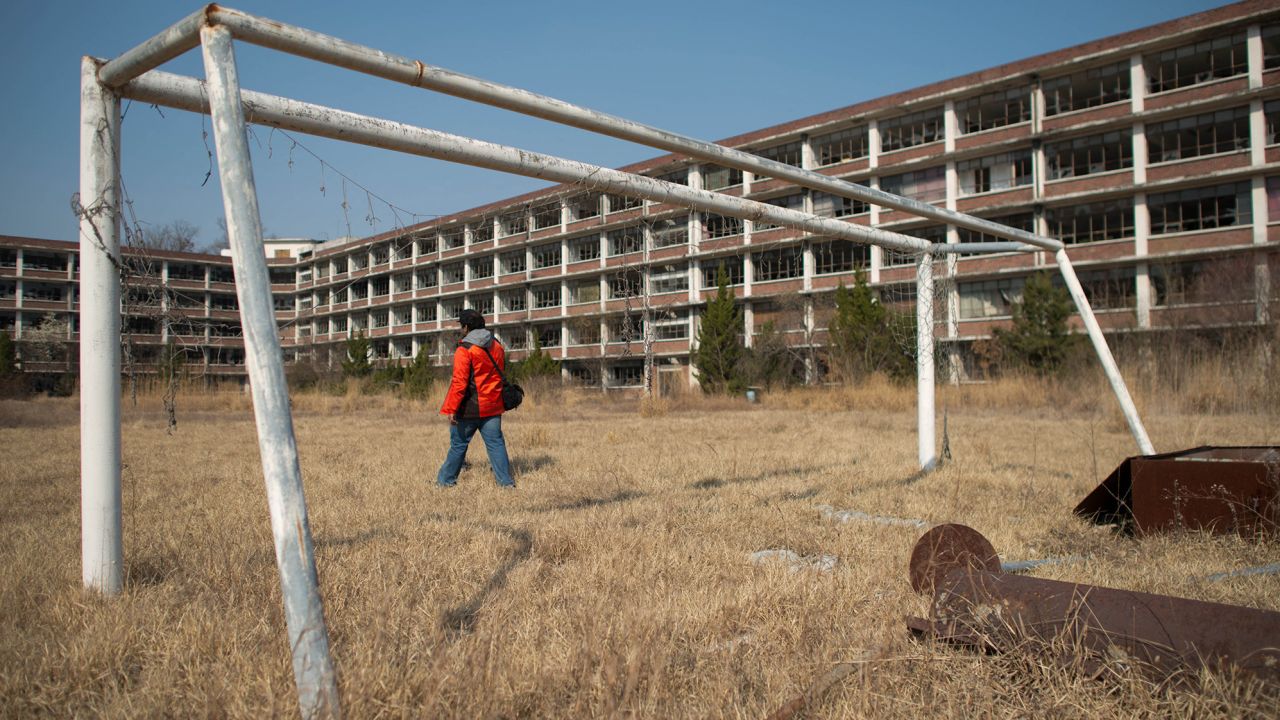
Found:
[995,271,1077,374]
[827,271,912,382]
[512,333,560,382]
[0,331,16,376]
[743,321,793,390]
[341,331,373,378]
[693,267,745,393]
[401,345,435,399]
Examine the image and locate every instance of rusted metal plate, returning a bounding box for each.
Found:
[908,523,1000,595]
[907,524,1280,682]
[1074,446,1280,537]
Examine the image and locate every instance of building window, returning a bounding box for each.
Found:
[331,257,348,275]
[1075,267,1136,310]
[442,262,465,284]
[532,284,561,309]
[415,268,437,289]
[814,126,869,166]
[1046,130,1132,179]
[0,249,17,268]
[651,216,688,248]
[469,256,494,279]
[532,243,561,269]
[752,246,803,282]
[392,241,413,261]
[879,106,944,152]
[607,314,643,344]
[608,269,643,299]
[330,287,348,304]
[416,234,438,255]
[532,201,561,230]
[471,221,494,244]
[701,258,744,287]
[1046,199,1134,243]
[957,150,1033,195]
[500,250,526,275]
[703,165,743,191]
[1268,176,1280,220]
[751,140,803,181]
[501,289,526,312]
[416,303,437,322]
[331,316,348,333]
[371,309,389,329]
[653,168,688,186]
[442,228,465,250]
[469,296,494,317]
[813,239,869,275]
[1148,182,1252,235]
[755,193,805,231]
[569,193,601,221]
[957,213,1035,244]
[568,235,601,263]
[350,283,368,301]
[880,165,946,203]
[652,320,688,341]
[606,194,642,214]
[610,362,644,387]
[503,328,528,350]
[392,273,412,293]
[535,323,560,348]
[499,211,528,237]
[812,192,869,218]
[607,226,643,256]
[1151,259,1253,306]
[956,86,1030,134]
[569,320,601,345]
[441,299,463,320]
[371,245,391,266]
[1147,106,1250,163]
[349,253,367,272]
[885,225,944,267]
[1265,24,1280,69]
[958,277,1024,319]
[704,213,744,239]
[650,264,689,294]
[569,279,600,304]
[1147,31,1248,94]
[1042,61,1131,116]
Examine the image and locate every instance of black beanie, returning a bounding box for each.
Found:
[458,308,486,330]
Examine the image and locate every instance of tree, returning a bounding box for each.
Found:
[995,271,1078,374]
[0,331,16,376]
[131,220,200,253]
[742,320,794,390]
[512,334,560,382]
[827,272,912,382]
[20,314,69,364]
[693,267,745,393]
[341,332,373,377]
[401,345,435,399]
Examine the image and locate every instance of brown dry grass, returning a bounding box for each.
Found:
[1,377,1278,718]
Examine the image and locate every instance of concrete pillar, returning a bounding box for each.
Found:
[1248,24,1264,90]
[1134,192,1152,329]
[1129,53,1146,113]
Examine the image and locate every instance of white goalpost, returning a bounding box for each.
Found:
[79,5,1157,717]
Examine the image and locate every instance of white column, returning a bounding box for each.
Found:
[944,100,957,154]
[1248,24,1264,90]
[78,56,123,595]
[1133,122,1147,186]
[1129,54,1146,113]
[1134,192,1151,328]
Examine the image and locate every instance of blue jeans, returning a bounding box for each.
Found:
[437,415,514,487]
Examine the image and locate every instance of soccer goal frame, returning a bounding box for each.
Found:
[79,5,1156,716]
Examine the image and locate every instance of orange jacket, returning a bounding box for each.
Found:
[440,336,506,419]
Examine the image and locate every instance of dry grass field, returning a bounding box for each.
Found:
[1,374,1278,718]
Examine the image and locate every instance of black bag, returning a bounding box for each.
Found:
[479,344,524,411]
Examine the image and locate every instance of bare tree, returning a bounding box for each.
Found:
[130,220,201,253]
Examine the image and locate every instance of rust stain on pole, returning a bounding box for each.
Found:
[907,524,1280,682]
[1075,446,1280,538]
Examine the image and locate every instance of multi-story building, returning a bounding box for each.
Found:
[3,1,1279,388]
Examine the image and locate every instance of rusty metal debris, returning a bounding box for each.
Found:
[907,524,1280,682]
[1075,446,1280,537]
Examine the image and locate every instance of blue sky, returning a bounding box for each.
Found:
[0,0,1227,248]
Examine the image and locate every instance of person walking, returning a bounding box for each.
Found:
[437,309,515,488]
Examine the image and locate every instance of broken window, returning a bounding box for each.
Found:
[701,257,744,287]
[957,150,1033,195]
[650,216,688,248]
[441,262,464,285]
[704,213,743,239]
[812,191,868,218]
[650,264,689,294]
[1147,106,1251,163]
[751,140,803,181]
[1042,61,1131,116]
[1147,31,1248,93]
[754,193,805,232]
[500,289,526,313]
[532,201,561,230]
[956,86,1030,134]
[880,165,946,203]
[879,106,944,152]
[958,277,1024,319]
[1148,181,1252,234]
[703,164,744,191]
[606,194,642,214]
[813,126,869,166]
[1046,199,1134,243]
[1045,130,1132,179]
[469,256,494,279]
[607,226,643,256]
[752,245,803,282]
[415,268,437,289]
[568,235,600,263]
[568,193,602,221]
[569,279,600,305]
[957,212,1035,244]
[813,239,869,275]
[532,243,561,269]
[499,210,528,237]
[532,284,561,309]
[500,250,526,275]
